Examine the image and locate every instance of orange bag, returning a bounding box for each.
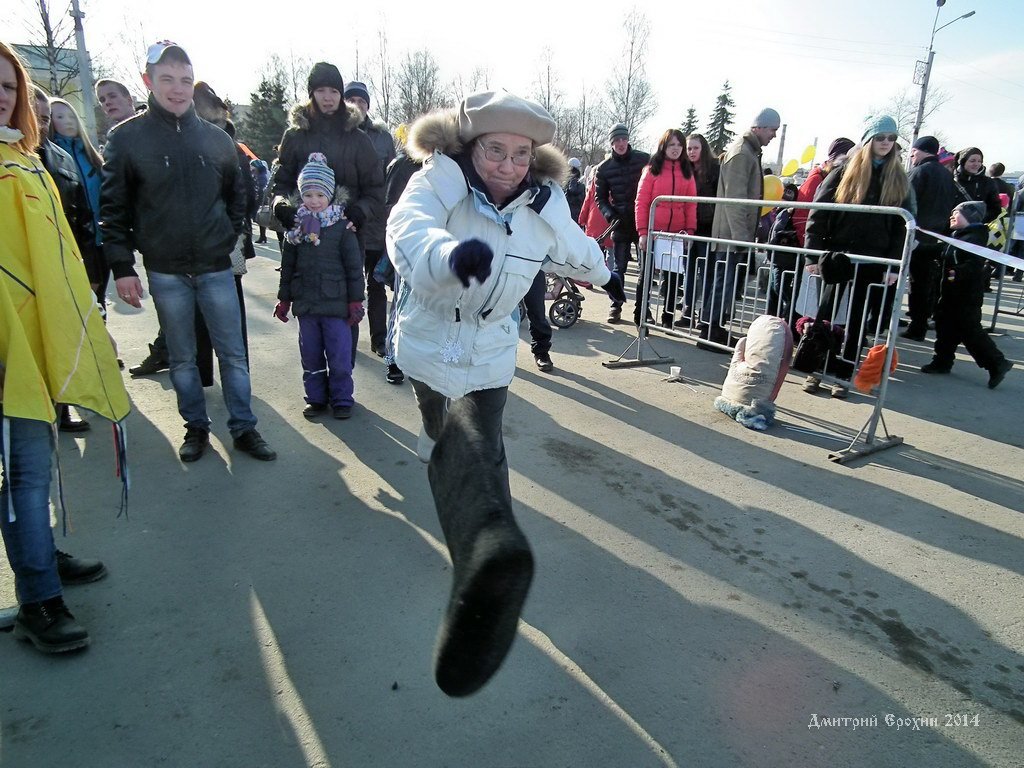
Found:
[853,344,898,393]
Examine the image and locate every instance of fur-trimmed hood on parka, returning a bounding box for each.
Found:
[406,108,569,188]
[287,102,365,133]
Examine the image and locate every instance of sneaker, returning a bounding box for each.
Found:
[58,405,90,433]
[370,343,386,358]
[333,405,352,420]
[802,375,821,393]
[56,550,108,585]
[233,429,277,461]
[607,306,621,324]
[385,363,405,385]
[534,353,554,372]
[303,402,327,420]
[13,597,90,653]
[179,427,209,463]
[988,359,1013,390]
[417,425,435,464]
[128,344,170,377]
[830,382,849,399]
[921,362,951,374]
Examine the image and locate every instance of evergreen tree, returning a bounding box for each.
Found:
[239,77,288,162]
[706,81,736,155]
[681,106,698,136]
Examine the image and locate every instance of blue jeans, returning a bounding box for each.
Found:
[147,269,257,436]
[0,409,62,605]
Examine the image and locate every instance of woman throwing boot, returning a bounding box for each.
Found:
[387,91,624,697]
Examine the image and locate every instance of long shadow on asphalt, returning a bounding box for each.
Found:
[510,367,1024,728]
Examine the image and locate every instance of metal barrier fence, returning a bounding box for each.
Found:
[989,186,1024,330]
[605,196,916,463]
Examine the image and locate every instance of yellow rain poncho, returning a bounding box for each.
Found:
[0,140,129,425]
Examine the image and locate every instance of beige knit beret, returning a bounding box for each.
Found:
[457,90,556,146]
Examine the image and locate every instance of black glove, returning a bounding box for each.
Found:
[449,238,493,288]
[274,201,297,229]
[345,205,366,230]
[603,272,627,305]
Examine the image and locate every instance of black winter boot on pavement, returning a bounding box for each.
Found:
[129,344,170,377]
[233,428,277,461]
[988,359,1013,389]
[428,397,534,698]
[179,427,209,462]
[58,405,90,432]
[56,550,108,585]
[14,597,90,653]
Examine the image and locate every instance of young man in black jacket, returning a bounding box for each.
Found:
[101,41,276,463]
[595,123,649,324]
[904,135,957,341]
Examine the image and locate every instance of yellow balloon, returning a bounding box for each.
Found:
[781,159,799,177]
[800,145,816,165]
[761,175,783,216]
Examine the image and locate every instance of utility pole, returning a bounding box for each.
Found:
[69,0,98,142]
[912,1,976,145]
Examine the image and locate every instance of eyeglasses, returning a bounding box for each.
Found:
[477,141,534,167]
[873,134,898,142]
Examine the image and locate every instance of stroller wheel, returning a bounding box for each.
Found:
[549,297,581,328]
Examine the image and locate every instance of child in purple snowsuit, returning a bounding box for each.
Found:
[274,153,365,419]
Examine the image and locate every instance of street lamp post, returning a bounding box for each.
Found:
[911,0,976,146]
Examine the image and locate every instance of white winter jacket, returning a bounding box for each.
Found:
[386,111,611,399]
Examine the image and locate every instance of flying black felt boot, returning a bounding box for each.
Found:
[427,396,534,698]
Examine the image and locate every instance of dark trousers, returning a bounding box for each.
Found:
[522,271,551,356]
[832,264,891,380]
[609,237,638,308]
[907,243,942,333]
[364,248,389,351]
[410,379,512,512]
[298,314,354,407]
[932,260,1004,370]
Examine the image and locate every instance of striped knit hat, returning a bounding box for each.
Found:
[298,152,334,199]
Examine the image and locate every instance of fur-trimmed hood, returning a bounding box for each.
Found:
[407,108,569,187]
[288,102,364,134]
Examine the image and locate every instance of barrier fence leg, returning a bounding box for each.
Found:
[604,238,675,369]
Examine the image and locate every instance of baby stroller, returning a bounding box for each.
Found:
[545,274,587,328]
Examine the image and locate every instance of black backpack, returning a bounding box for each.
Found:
[768,207,799,248]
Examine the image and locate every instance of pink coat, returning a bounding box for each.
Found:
[634,160,697,237]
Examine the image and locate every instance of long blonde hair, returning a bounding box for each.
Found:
[0,41,40,153]
[835,143,909,207]
[48,98,103,171]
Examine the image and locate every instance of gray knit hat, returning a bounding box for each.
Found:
[457,90,556,146]
[609,122,629,142]
[752,108,781,129]
[953,201,986,225]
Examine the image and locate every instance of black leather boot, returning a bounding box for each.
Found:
[14,597,90,653]
[428,397,534,697]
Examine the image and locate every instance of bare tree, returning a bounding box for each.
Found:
[868,86,951,145]
[393,49,451,125]
[532,47,560,114]
[563,88,607,167]
[448,66,491,103]
[368,26,394,126]
[603,8,657,139]
[23,0,79,96]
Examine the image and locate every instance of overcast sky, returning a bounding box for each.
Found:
[6,0,1023,170]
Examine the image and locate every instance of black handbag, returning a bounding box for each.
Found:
[792,283,839,374]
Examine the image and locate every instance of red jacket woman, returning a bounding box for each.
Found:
[579,175,612,248]
[634,130,697,241]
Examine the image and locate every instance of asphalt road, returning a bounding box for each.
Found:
[2,242,1022,767]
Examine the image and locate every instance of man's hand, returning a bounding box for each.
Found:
[115,276,144,308]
